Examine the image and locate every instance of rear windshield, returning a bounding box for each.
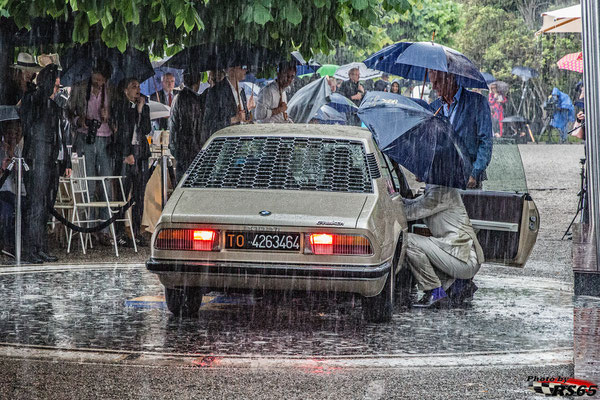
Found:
[183,136,375,193]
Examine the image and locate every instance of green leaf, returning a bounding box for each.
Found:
[351,0,369,11]
[132,3,140,25]
[70,0,78,12]
[283,1,301,25]
[314,0,327,7]
[253,3,272,25]
[72,12,90,43]
[175,13,184,29]
[88,10,100,25]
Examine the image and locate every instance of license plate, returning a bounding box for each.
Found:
[225,231,301,251]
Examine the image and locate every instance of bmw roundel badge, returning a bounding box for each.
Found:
[259,210,272,216]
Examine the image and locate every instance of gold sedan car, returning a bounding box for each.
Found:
[147,124,539,322]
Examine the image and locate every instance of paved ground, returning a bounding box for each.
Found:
[0,143,595,399]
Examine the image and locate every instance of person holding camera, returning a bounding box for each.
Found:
[20,64,67,264]
[67,58,116,245]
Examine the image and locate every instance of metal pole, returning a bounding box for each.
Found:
[581,0,600,271]
[161,154,168,209]
[15,157,23,265]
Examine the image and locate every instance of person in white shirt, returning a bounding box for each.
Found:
[255,63,296,123]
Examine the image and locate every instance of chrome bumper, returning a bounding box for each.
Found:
[146,259,391,297]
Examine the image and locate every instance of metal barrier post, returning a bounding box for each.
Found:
[13,157,28,265]
[161,154,169,209]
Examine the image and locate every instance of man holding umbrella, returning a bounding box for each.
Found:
[255,62,296,123]
[203,65,250,136]
[429,70,493,189]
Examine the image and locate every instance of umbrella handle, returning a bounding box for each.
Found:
[433,105,443,116]
[421,70,428,100]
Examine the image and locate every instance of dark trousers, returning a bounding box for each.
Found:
[24,154,58,254]
[118,146,148,237]
[0,191,16,248]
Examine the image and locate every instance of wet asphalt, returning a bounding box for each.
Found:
[0,143,593,399]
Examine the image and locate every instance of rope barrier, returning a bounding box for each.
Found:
[47,158,159,234]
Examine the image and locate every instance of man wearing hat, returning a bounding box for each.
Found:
[7,53,42,105]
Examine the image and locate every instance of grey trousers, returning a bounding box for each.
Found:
[77,136,114,231]
[405,233,480,291]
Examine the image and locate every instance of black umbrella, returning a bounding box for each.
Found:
[512,66,539,81]
[60,42,154,86]
[358,92,472,189]
[164,42,282,71]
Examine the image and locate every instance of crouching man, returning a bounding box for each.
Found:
[403,184,484,308]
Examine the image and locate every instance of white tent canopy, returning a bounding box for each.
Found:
[333,62,383,81]
[536,4,581,35]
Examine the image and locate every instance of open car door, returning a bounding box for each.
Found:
[462,141,539,267]
[384,141,540,268]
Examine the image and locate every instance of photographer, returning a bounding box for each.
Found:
[67,59,115,246]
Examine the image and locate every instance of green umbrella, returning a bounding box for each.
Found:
[317,64,339,77]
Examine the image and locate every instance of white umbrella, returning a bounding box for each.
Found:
[148,100,171,120]
[536,4,581,35]
[333,62,383,81]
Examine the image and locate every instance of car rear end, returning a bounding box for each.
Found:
[146,128,394,299]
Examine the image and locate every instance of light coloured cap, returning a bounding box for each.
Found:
[10,52,43,72]
[37,53,62,70]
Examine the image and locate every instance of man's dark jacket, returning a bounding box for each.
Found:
[112,98,152,164]
[169,87,206,173]
[339,80,363,107]
[203,78,248,136]
[152,89,180,130]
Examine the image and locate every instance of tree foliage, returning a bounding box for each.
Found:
[453,0,582,129]
[0,0,412,56]
[319,0,462,64]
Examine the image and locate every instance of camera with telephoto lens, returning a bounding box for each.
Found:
[85,118,102,144]
[543,94,559,112]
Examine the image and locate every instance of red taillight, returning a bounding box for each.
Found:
[306,233,372,255]
[155,229,219,251]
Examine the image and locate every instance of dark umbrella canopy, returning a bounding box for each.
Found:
[164,42,282,71]
[313,105,347,125]
[364,41,488,89]
[60,43,154,86]
[287,77,332,123]
[328,93,358,114]
[358,92,472,189]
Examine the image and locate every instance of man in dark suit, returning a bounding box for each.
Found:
[20,64,66,263]
[169,69,205,183]
[152,73,179,130]
[203,65,250,136]
[113,77,152,246]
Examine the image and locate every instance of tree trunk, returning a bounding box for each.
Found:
[0,20,15,105]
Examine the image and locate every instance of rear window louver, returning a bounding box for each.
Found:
[366,153,381,179]
[182,136,376,193]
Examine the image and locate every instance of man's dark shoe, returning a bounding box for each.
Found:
[38,251,58,262]
[447,279,478,306]
[96,233,113,247]
[413,287,451,309]
[21,253,44,264]
[116,235,134,248]
[135,235,149,247]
